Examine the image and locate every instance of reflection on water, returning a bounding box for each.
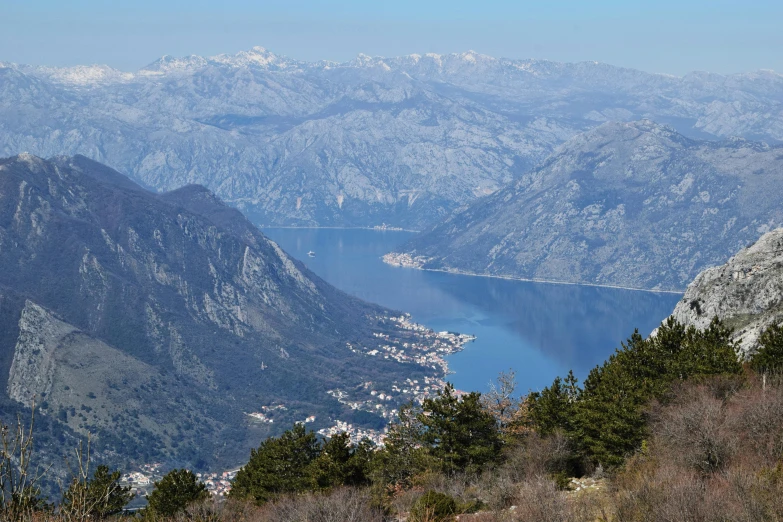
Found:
[263,228,682,393]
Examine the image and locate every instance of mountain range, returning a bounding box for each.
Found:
[1,47,783,229]
[0,154,448,471]
[386,120,783,291]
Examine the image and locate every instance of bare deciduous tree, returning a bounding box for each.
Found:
[0,404,50,522]
[482,371,530,439]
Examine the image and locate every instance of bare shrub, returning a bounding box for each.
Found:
[729,379,783,467]
[413,470,478,501]
[508,477,575,522]
[169,497,259,522]
[612,458,715,522]
[458,513,505,522]
[502,432,574,483]
[254,487,383,522]
[611,375,783,521]
[474,432,576,512]
[474,469,516,512]
[388,486,424,521]
[653,384,736,475]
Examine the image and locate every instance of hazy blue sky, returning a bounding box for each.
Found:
[2,0,781,75]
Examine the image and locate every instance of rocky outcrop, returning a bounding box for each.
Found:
[389,120,783,291]
[7,300,75,405]
[1,48,783,228]
[669,228,783,354]
[5,297,201,445]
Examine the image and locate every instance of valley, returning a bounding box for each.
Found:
[262,227,680,394]
[1,34,783,519]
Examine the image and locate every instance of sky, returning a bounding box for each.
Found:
[1,0,781,76]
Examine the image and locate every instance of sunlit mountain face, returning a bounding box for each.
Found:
[1,48,782,230]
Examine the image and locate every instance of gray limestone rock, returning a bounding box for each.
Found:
[390,120,783,291]
[668,228,783,354]
[1,49,783,228]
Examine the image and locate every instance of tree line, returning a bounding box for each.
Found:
[1,318,782,520]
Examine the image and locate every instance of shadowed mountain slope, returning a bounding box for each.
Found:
[0,154,439,470]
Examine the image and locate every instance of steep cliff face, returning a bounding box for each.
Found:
[7,301,75,404]
[5,297,210,451]
[0,154,442,469]
[389,120,783,291]
[1,48,783,228]
[668,228,783,354]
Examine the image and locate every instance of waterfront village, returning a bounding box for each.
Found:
[122,463,239,498]
[382,252,428,269]
[121,314,475,497]
[372,223,405,231]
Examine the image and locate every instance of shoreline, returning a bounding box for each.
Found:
[383,256,684,295]
[259,225,422,233]
[260,226,684,295]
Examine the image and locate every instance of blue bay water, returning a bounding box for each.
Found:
[263,228,682,394]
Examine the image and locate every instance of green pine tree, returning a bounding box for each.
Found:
[750,324,783,373]
[369,403,432,489]
[418,384,502,475]
[528,370,580,436]
[307,432,376,489]
[572,317,741,467]
[229,423,320,504]
[145,469,208,518]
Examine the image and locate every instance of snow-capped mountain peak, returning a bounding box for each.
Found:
[19,64,133,86]
[139,54,208,75]
[210,46,298,69]
[139,46,300,74]
[2,46,783,235]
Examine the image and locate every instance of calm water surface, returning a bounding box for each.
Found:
[263,228,682,394]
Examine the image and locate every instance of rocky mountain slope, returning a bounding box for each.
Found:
[668,228,783,354]
[1,48,782,228]
[0,154,449,470]
[386,120,783,291]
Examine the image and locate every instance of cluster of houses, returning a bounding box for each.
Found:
[246,403,288,423]
[120,463,162,496]
[120,315,476,503]
[317,420,387,446]
[196,469,239,496]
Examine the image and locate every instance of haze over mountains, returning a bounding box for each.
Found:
[1,47,783,229]
[387,120,783,291]
[0,153,447,470]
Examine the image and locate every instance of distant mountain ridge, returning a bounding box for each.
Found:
[0,154,444,470]
[386,120,783,291]
[1,47,782,228]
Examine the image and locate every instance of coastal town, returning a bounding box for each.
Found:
[121,313,475,500]
[366,314,476,375]
[372,223,406,231]
[382,252,428,268]
[242,314,476,447]
[319,314,476,444]
[122,463,240,498]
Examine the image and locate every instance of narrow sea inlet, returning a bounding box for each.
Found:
[263,228,682,393]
